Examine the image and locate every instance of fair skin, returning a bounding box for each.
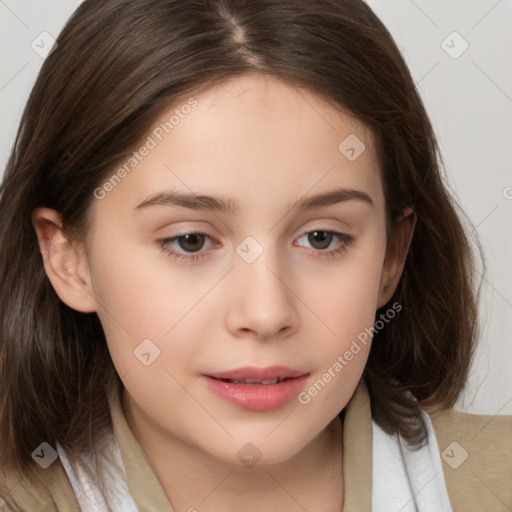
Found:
[33,74,415,511]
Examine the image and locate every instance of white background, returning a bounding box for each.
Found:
[0,0,511,416]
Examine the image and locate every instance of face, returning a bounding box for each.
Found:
[36,74,408,467]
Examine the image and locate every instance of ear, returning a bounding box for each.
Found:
[377,207,416,309]
[31,207,97,313]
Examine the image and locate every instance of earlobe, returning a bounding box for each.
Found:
[377,207,416,309]
[31,207,97,313]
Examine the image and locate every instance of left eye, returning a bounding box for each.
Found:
[296,230,349,251]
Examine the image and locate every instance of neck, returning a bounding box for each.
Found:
[123,394,344,512]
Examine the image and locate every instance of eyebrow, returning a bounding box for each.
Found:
[134,187,374,215]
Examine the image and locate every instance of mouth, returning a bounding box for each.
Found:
[204,365,308,383]
[202,366,310,411]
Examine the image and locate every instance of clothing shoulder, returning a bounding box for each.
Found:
[0,460,80,512]
[429,407,512,510]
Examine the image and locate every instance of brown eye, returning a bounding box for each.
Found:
[295,229,355,259]
[174,233,207,253]
[307,231,333,250]
[157,231,215,263]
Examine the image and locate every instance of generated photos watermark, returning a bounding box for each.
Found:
[93,97,198,200]
[298,301,402,405]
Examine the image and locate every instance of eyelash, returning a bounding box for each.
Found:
[157,229,355,263]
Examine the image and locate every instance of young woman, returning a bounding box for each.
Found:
[1,1,510,511]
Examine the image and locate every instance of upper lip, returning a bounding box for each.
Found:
[205,365,309,381]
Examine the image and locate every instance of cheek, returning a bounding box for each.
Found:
[303,231,386,396]
[313,228,386,329]
[87,236,203,373]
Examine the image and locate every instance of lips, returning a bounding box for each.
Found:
[202,366,310,411]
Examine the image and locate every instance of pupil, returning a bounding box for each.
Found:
[309,231,331,250]
[179,234,204,252]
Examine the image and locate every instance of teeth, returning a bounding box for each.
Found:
[230,377,282,385]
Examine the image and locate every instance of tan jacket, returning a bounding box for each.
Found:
[1,383,511,511]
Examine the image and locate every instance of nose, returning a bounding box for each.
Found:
[225,241,299,341]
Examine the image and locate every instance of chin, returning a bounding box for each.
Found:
[207,432,312,470]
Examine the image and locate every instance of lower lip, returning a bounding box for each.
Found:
[202,375,309,411]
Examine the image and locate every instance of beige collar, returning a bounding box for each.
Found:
[109,380,372,511]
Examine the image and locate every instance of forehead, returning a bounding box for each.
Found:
[181,73,376,161]
[93,73,383,219]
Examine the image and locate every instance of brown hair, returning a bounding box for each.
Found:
[0,0,482,482]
